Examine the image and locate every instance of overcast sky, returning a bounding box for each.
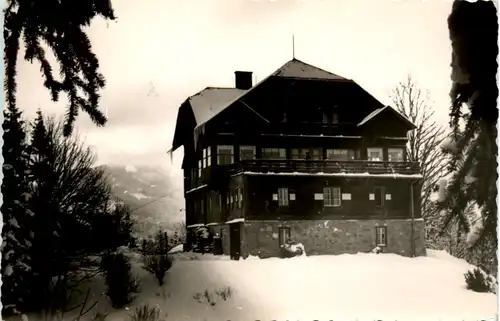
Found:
[16,0,454,178]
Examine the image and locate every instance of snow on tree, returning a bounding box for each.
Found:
[1,102,33,316]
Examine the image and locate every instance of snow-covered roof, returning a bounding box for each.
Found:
[192,59,351,131]
[357,106,416,129]
[188,87,247,126]
[270,59,348,80]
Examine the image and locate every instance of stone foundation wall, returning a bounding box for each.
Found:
[242,219,426,258]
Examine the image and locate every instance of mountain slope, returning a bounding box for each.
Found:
[99,164,184,236]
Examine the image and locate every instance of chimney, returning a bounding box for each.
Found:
[234,71,253,90]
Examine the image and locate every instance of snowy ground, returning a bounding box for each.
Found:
[21,250,497,321]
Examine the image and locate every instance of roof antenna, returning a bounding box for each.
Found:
[292,34,295,59]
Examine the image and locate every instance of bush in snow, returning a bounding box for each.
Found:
[141,229,173,286]
[129,304,162,321]
[192,227,213,254]
[279,240,306,258]
[371,246,383,254]
[101,252,138,308]
[193,287,233,307]
[464,267,497,294]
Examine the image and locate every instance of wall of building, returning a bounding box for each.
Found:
[241,219,426,259]
[204,224,230,255]
[245,175,421,221]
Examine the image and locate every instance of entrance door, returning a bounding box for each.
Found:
[229,223,242,260]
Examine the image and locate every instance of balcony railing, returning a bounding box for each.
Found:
[227,159,420,175]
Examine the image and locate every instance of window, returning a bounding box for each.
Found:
[326,149,356,161]
[322,109,339,124]
[291,148,322,160]
[374,187,384,207]
[237,187,243,208]
[277,187,289,206]
[198,160,202,177]
[332,112,339,123]
[279,227,291,246]
[262,148,286,159]
[217,145,234,165]
[203,147,211,167]
[239,145,256,160]
[376,226,387,247]
[388,148,404,162]
[367,147,383,161]
[190,168,197,187]
[323,187,341,207]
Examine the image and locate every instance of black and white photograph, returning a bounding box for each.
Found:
[1,0,498,320]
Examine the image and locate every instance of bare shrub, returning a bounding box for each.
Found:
[129,304,161,321]
[193,287,233,307]
[141,229,173,286]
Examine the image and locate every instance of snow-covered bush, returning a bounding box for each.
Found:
[464,267,497,294]
[130,304,161,321]
[279,240,306,258]
[371,246,382,254]
[193,287,233,307]
[141,229,173,286]
[101,252,138,308]
[192,227,213,254]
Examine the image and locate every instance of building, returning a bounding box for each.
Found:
[170,58,426,259]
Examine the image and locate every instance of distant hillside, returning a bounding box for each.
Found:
[98,164,184,237]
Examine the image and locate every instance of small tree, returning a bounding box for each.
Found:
[142,229,172,286]
[102,252,137,308]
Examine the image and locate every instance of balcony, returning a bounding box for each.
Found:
[227,159,420,176]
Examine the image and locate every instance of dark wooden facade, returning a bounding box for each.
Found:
[171,59,423,257]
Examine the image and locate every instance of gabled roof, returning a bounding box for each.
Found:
[270,58,348,80]
[188,87,248,126]
[192,59,351,131]
[357,105,416,129]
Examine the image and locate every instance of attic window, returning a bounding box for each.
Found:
[332,112,339,123]
[322,110,338,124]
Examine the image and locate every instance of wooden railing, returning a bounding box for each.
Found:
[228,159,420,175]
